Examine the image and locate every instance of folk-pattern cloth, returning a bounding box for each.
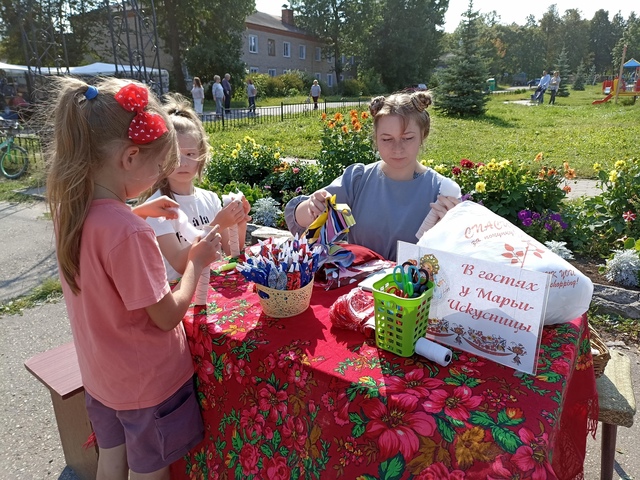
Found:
[171,268,598,480]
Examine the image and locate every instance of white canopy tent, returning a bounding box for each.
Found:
[69,62,169,93]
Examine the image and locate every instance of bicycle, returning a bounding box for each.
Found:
[0,120,29,179]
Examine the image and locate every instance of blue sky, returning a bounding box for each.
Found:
[255,0,636,33]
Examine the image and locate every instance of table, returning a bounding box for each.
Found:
[171,269,598,480]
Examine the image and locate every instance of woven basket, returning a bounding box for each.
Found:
[255,279,314,318]
[589,323,610,378]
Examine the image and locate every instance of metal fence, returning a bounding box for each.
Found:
[202,97,372,131]
[0,128,43,169]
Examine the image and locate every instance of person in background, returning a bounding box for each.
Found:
[285,91,460,260]
[222,73,232,114]
[548,71,561,105]
[310,79,321,110]
[45,77,222,479]
[191,77,204,116]
[212,75,224,118]
[246,78,257,114]
[537,70,551,104]
[143,94,251,282]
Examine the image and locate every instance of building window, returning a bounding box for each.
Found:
[327,74,333,87]
[315,47,321,61]
[327,54,333,64]
[341,54,346,65]
[315,73,321,80]
[282,69,289,74]
[299,44,306,59]
[268,69,276,77]
[283,42,290,58]
[249,67,259,74]
[248,35,258,54]
[339,74,344,82]
[268,39,275,56]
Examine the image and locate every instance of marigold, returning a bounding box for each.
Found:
[361,111,369,119]
[327,121,335,129]
[349,109,358,117]
[353,122,362,132]
[342,125,349,134]
[475,181,486,193]
[334,112,344,122]
[321,112,327,120]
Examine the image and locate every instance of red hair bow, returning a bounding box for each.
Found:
[114,84,168,145]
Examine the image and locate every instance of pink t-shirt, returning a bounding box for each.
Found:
[60,199,194,410]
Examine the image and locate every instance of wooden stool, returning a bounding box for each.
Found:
[595,350,636,480]
[24,342,98,480]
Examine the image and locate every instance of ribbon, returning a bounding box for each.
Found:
[114,83,168,144]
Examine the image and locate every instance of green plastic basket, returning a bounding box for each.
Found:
[372,274,434,357]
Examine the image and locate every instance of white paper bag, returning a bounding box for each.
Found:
[417,201,593,324]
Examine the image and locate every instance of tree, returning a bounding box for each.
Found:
[154,0,254,93]
[433,1,488,117]
[572,63,586,90]
[555,47,570,97]
[589,10,616,74]
[290,0,374,89]
[362,0,447,92]
[560,9,589,72]
[539,5,562,68]
[613,13,640,70]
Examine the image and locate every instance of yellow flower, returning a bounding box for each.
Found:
[593,162,602,172]
[475,181,486,193]
[252,151,259,158]
[534,152,544,162]
[486,160,498,170]
[274,152,280,160]
[243,136,254,143]
[275,141,280,147]
[609,170,617,183]
[615,160,626,170]
[498,160,510,169]
[477,165,485,175]
[231,149,238,159]
[220,144,227,149]
[235,143,241,150]
[434,164,447,174]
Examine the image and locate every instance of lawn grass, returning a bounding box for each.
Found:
[206,85,639,178]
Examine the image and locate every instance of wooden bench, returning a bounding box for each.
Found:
[24,342,98,480]
[594,349,636,480]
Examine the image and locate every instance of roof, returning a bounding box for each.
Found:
[623,58,640,68]
[246,11,310,37]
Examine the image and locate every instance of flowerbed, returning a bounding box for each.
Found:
[199,111,640,289]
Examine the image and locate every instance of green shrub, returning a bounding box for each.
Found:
[263,76,287,97]
[280,71,305,93]
[263,161,322,202]
[341,78,366,97]
[317,110,378,184]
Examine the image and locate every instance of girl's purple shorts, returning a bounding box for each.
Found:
[85,378,203,474]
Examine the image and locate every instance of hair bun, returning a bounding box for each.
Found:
[369,96,385,116]
[411,91,432,112]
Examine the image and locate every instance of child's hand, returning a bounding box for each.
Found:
[132,196,179,219]
[213,200,246,229]
[189,225,222,268]
[241,196,251,215]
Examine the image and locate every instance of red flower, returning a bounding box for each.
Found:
[286,362,309,388]
[361,393,437,460]
[623,210,636,222]
[422,386,482,421]
[414,461,465,479]
[263,453,291,480]
[233,359,251,384]
[240,405,265,439]
[550,358,570,376]
[184,314,221,349]
[488,454,523,480]
[258,384,288,422]
[452,166,462,176]
[510,427,554,479]
[460,158,475,169]
[282,415,307,452]
[190,341,214,383]
[385,369,444,397]
[239,443,260,475]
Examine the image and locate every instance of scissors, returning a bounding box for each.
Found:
[393,263,421,297]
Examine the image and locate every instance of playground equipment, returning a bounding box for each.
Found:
[593,58,640,104]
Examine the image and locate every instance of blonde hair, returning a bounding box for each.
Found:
[141,93,209,201]
[369,91,433,146]
[45,77,178,294]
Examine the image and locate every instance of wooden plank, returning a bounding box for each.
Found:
[24,341,83,399]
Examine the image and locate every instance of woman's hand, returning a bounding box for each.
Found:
[212,200,248,230]
[132,196,179,219]
[295,189,331,227]
[429,195,460,221]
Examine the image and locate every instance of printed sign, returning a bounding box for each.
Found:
[397,242,551,374]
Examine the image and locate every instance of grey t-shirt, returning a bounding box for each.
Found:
[285,162,454,260]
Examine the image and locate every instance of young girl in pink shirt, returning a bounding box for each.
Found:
[46,78,222,479]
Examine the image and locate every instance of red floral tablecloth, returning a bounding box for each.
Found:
[171,269,598,480]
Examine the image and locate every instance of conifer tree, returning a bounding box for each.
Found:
[572,63,586,90]
[555,47,571,97]
[433,1,489,116]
